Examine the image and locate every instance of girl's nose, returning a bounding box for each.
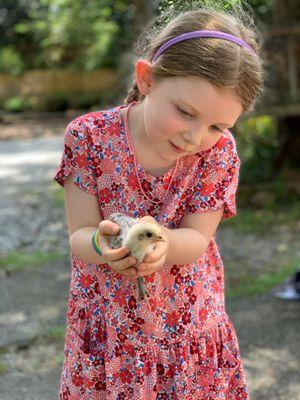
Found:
[182,130,203,147]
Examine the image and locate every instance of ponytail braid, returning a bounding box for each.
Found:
[124,81,145,105]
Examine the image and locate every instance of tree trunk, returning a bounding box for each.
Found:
[275,116,300,170]
[115,0,156,105]
[272,0,300,24]
[131,0,156,39]
[269,1,300,176]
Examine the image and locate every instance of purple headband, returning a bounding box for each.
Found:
[152,30,255,62]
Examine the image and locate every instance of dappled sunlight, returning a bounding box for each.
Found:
[0,311,27,325]
[244,347,300,398]
[56,271,71,282]
[0,137,63,182]
[37,306,61,321]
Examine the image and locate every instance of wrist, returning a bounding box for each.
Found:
[92,229,102,257]
[70,226,106,265]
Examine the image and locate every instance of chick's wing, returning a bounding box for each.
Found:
[108,213,138,249]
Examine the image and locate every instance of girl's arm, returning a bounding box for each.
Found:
[64,176,132,267]
[64,175,107,264]
[163,208,224,264]
[139,208,224,267]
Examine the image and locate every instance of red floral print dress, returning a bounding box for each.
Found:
[54,103,248,400]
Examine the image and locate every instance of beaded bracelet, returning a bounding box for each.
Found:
[92,229,102,256]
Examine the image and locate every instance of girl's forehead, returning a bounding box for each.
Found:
[157,76,243,120]
[160,75,229,96]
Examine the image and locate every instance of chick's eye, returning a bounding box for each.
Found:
[146,232,153,238]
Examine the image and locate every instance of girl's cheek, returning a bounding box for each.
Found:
[199,136,220,151]
[161,114,183,138]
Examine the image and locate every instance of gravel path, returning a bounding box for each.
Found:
[1,133,300,399]
[0,136,68,254]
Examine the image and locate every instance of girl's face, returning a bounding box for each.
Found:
[139,75,243,164]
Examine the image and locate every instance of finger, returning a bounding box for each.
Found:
[97,230,129,261]
[103,245,131,263]
[98,220,120,236]
[122,267,138,279]
[143,242,166,263]
[109,257,137,273]
[107,262,137,278]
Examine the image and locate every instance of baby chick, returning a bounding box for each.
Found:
[108,213,165,300]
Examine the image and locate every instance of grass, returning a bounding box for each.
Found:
[226,259,300,298]
[54,352,65,366]
[0,250,68,273]
[222,202,300,234]
[18,186,65,208]
[0,362,8,375]
[50,184,65,208]
[47,326,66,341]
[222,199,300,297]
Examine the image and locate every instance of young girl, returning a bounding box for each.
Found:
[54,6,263,400]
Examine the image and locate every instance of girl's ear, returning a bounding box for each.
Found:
[135,59,154,96]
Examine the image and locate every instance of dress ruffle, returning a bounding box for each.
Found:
[60,311,247,400]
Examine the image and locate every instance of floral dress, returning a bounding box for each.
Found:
[54,103,249,400]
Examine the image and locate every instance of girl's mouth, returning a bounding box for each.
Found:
[169,141,185,154]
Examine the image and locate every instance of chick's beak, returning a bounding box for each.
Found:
[153,235,165,242]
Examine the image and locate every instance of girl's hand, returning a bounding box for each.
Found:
[137,218,170,278]
[97,220,137,278]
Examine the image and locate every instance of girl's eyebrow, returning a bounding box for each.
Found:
[177,99,234,128]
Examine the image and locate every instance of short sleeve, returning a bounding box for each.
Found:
[53,118,98,196]
[186,132,240,220]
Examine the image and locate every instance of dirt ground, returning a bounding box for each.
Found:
[0,114,299,400]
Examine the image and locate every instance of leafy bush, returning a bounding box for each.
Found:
[4,96,25,112]
[0,0,133,72]
[235,115,279,183]
[0,47,25,75]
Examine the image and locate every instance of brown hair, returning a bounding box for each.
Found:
[124,7,264,112]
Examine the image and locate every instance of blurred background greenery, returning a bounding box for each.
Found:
[1,0,299,190]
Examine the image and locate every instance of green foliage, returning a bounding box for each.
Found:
[155,0,245,27]
[4,96,25,112]
[33,0,118,69]
[0,0,133,72]
[157,0,273,21]
[235,115,279,183]
[0,47,25,75]
[0,0,274,73]
[158,0,243,13]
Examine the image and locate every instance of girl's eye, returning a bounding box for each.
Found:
[176,106,194,119]
[210,125,223,134]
